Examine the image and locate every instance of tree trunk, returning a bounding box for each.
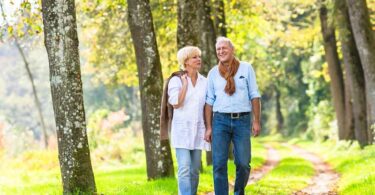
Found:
[41,0,96,193]
[336,0,368,146]
[343,75,355,140]
[197,0,217,75]
[177,0,200,48]
[319,3,347,140]
[212,0,227,36]
[127,0,174,179]
[177,0,217,75]
[275,86,284,133]
[346,0,375,144]
[0,2,48,149]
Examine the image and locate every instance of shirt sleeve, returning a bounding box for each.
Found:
[247,64,261,100]
[168,76,182,105]
[205,70,215,105]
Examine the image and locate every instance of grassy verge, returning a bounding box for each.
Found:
[292,139,375,195]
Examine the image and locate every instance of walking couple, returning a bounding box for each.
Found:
[160,36,261,195]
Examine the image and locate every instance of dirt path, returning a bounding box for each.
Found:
[290,145,339,195]
[205,144,280,195]
[247,144,280,185]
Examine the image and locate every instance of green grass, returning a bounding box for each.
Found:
[0,138,266,195]
[5,136,374,195]
[294,140,375,195]
[245,142,315,195]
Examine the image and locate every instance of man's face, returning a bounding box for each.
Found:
[216,41,234,63]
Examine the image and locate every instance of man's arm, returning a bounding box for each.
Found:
[204,104,213,142]
[251,98,261,137]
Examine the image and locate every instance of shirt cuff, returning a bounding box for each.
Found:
[249,92,261,100]
[205,98,214,106]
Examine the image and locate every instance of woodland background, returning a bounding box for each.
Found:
[0,0,374,194]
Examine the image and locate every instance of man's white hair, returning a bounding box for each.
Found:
[215,36,234,49]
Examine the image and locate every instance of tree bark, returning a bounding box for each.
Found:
[343,75,355,140]
[346,0,375,144]
[0,1,49,148]
[177,0,217,75]
[319,3,347,140]
[197,0,217,75]
[41,0,96,193]
[336,0,368,146]
[127,0,174,179]
[275,86,284,133]
[212,0,227,36]
[177,0,200,48]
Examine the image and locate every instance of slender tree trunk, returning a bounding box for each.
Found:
[0,2,48,148]
[127,0,174,179]
[346,0,375,144]
[41,1,96,193]
[319,2,347,140]
[212,0,227,36]
[275,86,284,133]
[336,0,368,146]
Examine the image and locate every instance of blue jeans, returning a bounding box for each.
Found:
[175,148,202,195]
[212,112,252,195]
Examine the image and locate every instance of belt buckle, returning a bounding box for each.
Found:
[231,113,240,119]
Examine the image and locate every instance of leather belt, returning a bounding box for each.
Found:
[216,112,250,119]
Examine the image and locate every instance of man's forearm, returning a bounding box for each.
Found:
[251,98,261,123]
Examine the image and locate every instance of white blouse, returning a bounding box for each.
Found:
[168,73,211,151]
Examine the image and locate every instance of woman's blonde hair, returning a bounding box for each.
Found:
[177,46,202,69]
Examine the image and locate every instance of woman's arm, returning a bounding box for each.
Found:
[174,74,188,108]
[168,74,188,109]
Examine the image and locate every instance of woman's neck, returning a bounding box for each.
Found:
[186,68,198,79]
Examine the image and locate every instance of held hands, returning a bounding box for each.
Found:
[204,128,212,143]
[252,121,261,137]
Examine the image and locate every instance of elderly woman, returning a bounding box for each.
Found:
[168,46,211,195]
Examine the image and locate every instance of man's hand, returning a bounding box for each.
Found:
[204,128,212,143]
[251,98,261,137]
[252,121,261,137]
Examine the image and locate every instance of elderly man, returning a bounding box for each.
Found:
[204,37,261,195]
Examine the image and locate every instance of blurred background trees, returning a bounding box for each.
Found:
[0,0,374,187]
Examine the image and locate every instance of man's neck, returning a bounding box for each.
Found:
[221,57,235,67]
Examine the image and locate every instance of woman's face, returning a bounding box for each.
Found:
[185,54,201,70]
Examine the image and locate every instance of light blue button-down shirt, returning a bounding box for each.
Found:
[206,61,261,113]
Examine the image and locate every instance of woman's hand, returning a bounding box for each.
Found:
[180,73,188,86]
[204,128,212,143]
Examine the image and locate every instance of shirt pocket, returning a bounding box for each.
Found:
[237,76,248,90]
